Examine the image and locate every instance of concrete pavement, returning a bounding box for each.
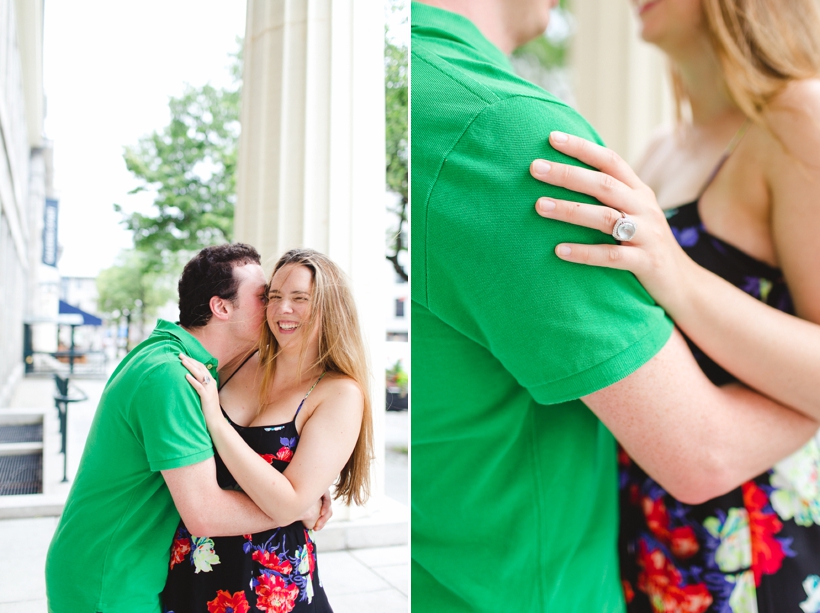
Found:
[0,372,408,612]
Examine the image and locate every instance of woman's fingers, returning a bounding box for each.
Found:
[554,242,641,272]
[530,159,637,214]
[536,197,627,237]
[179,353,209,382]
[548,131,643,190]
[184,373,205,396]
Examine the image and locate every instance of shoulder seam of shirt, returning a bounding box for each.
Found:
[412,45,502,106]
[412,45,578,113]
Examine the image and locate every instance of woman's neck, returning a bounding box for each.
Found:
[669,37,739,126]
[273,344,323,385]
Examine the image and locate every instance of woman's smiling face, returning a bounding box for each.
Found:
[266,263,320,350]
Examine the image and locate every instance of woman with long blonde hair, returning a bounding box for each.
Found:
[163,248,372,612]
[526,0,820,610]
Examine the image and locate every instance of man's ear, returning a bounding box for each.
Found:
[209,295,232,322]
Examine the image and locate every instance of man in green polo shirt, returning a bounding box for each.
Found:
[45,244,326,613]
[411,2,817,611]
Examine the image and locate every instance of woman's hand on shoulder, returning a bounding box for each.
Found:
[528,131,697,310]
[179,354,223,426]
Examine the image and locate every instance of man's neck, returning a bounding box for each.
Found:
[418,0,531,54]
[183,325,252,377]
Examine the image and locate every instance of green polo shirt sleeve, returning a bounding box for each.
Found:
[423,94,673,405]
[130,359,214,471]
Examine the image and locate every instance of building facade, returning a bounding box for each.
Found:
[1,0,56,403]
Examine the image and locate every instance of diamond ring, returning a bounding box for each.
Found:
[612,212,637,242]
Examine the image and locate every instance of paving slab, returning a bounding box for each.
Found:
[330,589,408,613]
[0,600,48,613]
[0,517,57,605]
[371,564,409,596]
[319,550,392,595]
[351,544,409,567]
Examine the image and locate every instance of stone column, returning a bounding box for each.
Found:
[235,0,387,519]
[569,0,672,164]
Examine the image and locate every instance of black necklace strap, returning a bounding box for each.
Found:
[218,349,258,391]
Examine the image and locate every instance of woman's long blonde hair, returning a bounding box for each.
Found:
[672,0,820,127]
[257,248,373,506]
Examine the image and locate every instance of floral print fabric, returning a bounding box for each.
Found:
[620,202,820,613]
[162,410,331,613]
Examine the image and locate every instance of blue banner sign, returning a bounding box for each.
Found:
[42,198,59,266]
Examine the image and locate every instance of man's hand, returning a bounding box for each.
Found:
[316,489,333,531]
[300,489,334,531]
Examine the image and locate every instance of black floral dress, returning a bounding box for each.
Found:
[162,374,332,613]
[619,200,820,613]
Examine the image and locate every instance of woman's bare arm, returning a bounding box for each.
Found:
[181,356,364,527]
[527,101,820,421]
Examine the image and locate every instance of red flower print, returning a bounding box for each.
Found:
[243,534,252,541]
[254,572,299,613]
[206,590,250,613]
[275,446,294,462]
[669,526,699,559]
[253,549,293,575]
[304,530,316,576]
[742,481,786,585]
[643,496,671,541]
[642,497,699,559]
[637,541,712,613]
[169,535,191,569]
[618,446,632,467]
[623,579,635,604]
[260,453,276,464]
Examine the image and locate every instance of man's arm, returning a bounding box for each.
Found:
[162,459,331,537]
[583,327,818,505]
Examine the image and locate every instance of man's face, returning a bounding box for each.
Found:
[228,263,267,348]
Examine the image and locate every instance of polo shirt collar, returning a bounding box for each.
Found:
[153,319,219,376]
[411,2,513,72]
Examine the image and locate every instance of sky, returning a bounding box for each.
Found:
[45,1,408,279]
[44,1,248,277]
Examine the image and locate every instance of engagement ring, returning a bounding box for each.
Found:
[612,212,637,242]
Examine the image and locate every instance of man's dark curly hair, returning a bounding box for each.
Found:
[178,243,261,328]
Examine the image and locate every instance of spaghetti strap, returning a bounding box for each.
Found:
[293,372,327,419]
[218,350,258,391]
[696,119,750,198]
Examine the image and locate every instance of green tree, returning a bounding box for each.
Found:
[115,56,241,271]
[385,1,408,281]
[96,249,176,348]
[117,31,409,280]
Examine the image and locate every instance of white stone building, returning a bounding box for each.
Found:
[0,0,58,403]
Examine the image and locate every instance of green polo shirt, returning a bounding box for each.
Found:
[46,320,217,613]
[411,4,673,611]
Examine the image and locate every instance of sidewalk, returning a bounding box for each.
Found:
[0,373,408,612]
